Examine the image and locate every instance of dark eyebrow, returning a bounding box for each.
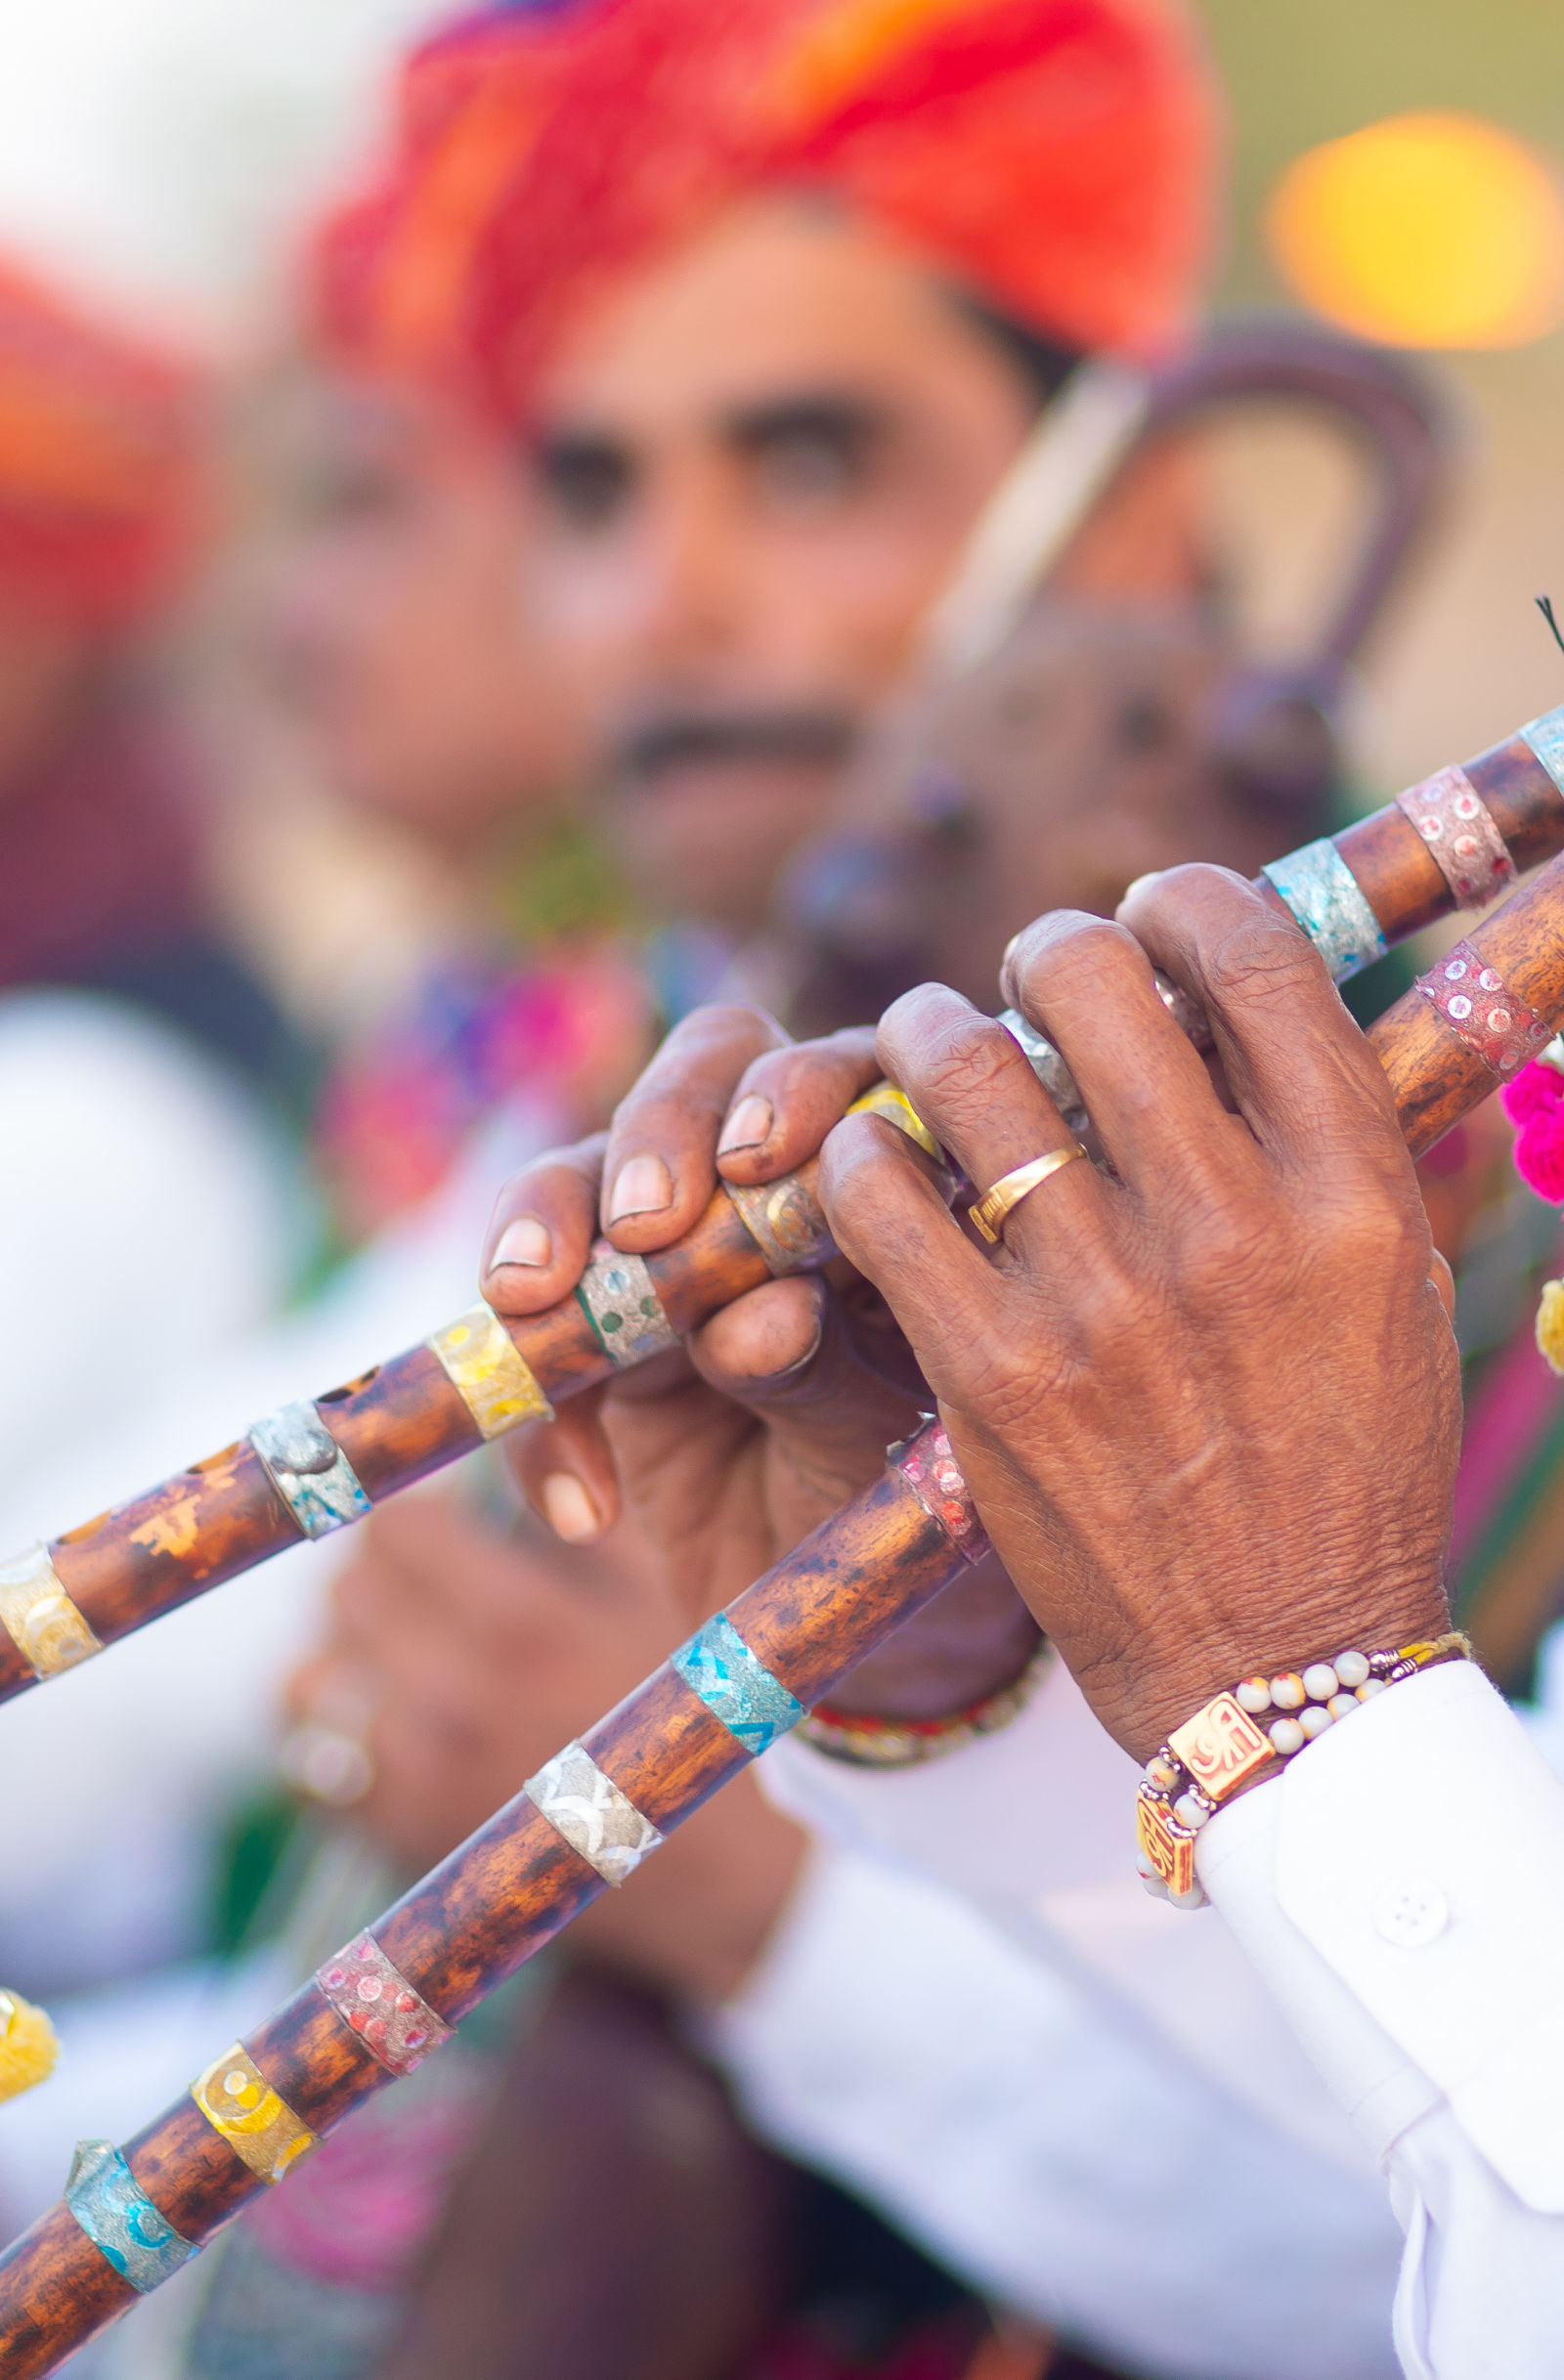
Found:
[717,391,889,456]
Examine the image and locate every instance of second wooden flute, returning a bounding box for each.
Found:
[6,839,1564,2377]
[1,707,1561,1706]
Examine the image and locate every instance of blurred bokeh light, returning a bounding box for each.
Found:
[1266,109,1564,349]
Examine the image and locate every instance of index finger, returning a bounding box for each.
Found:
[1117,864,1409,1188]
[599,1005,789,1250]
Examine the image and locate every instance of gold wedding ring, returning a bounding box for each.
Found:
[969,1144,1088,1244]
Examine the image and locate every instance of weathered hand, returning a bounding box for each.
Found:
[284,1492,804,2000]
[818,866,1458,1763]
[479,1006,1039,1716]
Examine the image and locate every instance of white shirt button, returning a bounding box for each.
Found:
[1372,1879,1451,1950]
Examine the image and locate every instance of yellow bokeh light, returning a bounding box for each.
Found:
[1266,110,1564,350]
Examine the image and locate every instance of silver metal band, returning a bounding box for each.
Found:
[576,1244,680,1366]
[249,1402,371,1540]
[722,1176,837,1277]
[1521,703,1564,798]
[65,2141,198,2294]
[671,1611,806,1755]
[525,1740,664,1886]
[1262,839,1387,982]
[0,1543,100,1677]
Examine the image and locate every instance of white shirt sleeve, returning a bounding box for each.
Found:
[1195,1658,1564,2379]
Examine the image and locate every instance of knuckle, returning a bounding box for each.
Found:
[911,1011,1026,1117]
[1017,913,1143,1011]
[1198,912,1325,1010]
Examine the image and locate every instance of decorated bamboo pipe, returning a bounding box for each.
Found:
[2,709,1563,1709]
[8,847,1564,2374]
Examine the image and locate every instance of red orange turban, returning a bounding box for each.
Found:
[315,0,1220,415]
[0,253,199,624]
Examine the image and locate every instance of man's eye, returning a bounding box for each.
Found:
[754,429,864,510]
[536,439,633,531]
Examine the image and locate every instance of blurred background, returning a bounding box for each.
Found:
[1,0,1562,784]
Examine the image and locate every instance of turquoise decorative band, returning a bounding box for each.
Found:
[1262,840,1386,982]
[525,1741,664,1886]
[1521,704,1564,798]
[249,1402,371,1540]
[672,1611,806,1755]
[576,1242,680,1366]
[65,2141,198,2294]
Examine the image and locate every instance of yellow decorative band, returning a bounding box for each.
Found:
[191,2044,316,2185]
[427,1304,553,1440]
[846,1081,942,1160]
[0,1544,101,1678]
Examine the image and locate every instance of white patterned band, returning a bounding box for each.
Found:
[576,1243,681,1366]
[524,1740,664,1886]
[249,1403,371,1541]
[1262,839,1387,982]
[1521,704,1564,799]
[65,2141,198,2295]
[0,1543,100,1678]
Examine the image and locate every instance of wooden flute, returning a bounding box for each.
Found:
[7,836,1564,2371]
[1,712,1561,1707]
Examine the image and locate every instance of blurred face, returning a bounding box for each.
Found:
[255,378,576,855]
[526,195,1037,934]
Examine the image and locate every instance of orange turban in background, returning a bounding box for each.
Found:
[312,0,1221,418]
[0,254,200,625]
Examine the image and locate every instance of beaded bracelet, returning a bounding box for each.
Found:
[1136,1631,1472,1909]
[795,1637,1054,1768]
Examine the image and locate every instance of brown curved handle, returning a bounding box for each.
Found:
[1143,311,1456,700]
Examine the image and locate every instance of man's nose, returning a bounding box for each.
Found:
[623,462,752,674]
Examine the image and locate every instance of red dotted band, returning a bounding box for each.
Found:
[315,1932,453,2077]
[1397,766,1516,911]
[1416,941,1551,1076]
[894,1422,992,1565]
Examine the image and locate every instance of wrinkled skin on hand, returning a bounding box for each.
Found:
[486,868,1459,1765]
[482,1007,1040,1720]
[819,866,1459,1760]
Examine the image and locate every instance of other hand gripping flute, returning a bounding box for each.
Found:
[9,796,1564,2369]
[1,710,1562,1705]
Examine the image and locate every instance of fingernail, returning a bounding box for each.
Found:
[607,1152,673,1224]
[542,1472,600,1543]
[717,1095,773,1155]
[489,1217,553,1271]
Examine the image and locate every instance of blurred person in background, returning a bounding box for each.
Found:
[262,6,1427,2379]
[0,246,306,1489]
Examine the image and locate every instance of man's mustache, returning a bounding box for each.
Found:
[611,706,858,785]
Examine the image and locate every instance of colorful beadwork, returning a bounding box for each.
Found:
[1262,839,1386,982]
[1521,704,1564,799]
[427,1304,553,1439]
[576,1243,680,1365]
[524,1740,664,1886]
[893,1424,992,1565]
[722,1174,838,1276]
[315,1933,454,2078]
[65,2141,198,2294]
[1415,941,1551,1076]
[1396,765,1515,911]
[191,2045,316,2185]
[671,1611,806,1755]
[0,1542,100,1678]
[249,1402,371,1540]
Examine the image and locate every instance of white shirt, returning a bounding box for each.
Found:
[716,1645,1564,2379]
